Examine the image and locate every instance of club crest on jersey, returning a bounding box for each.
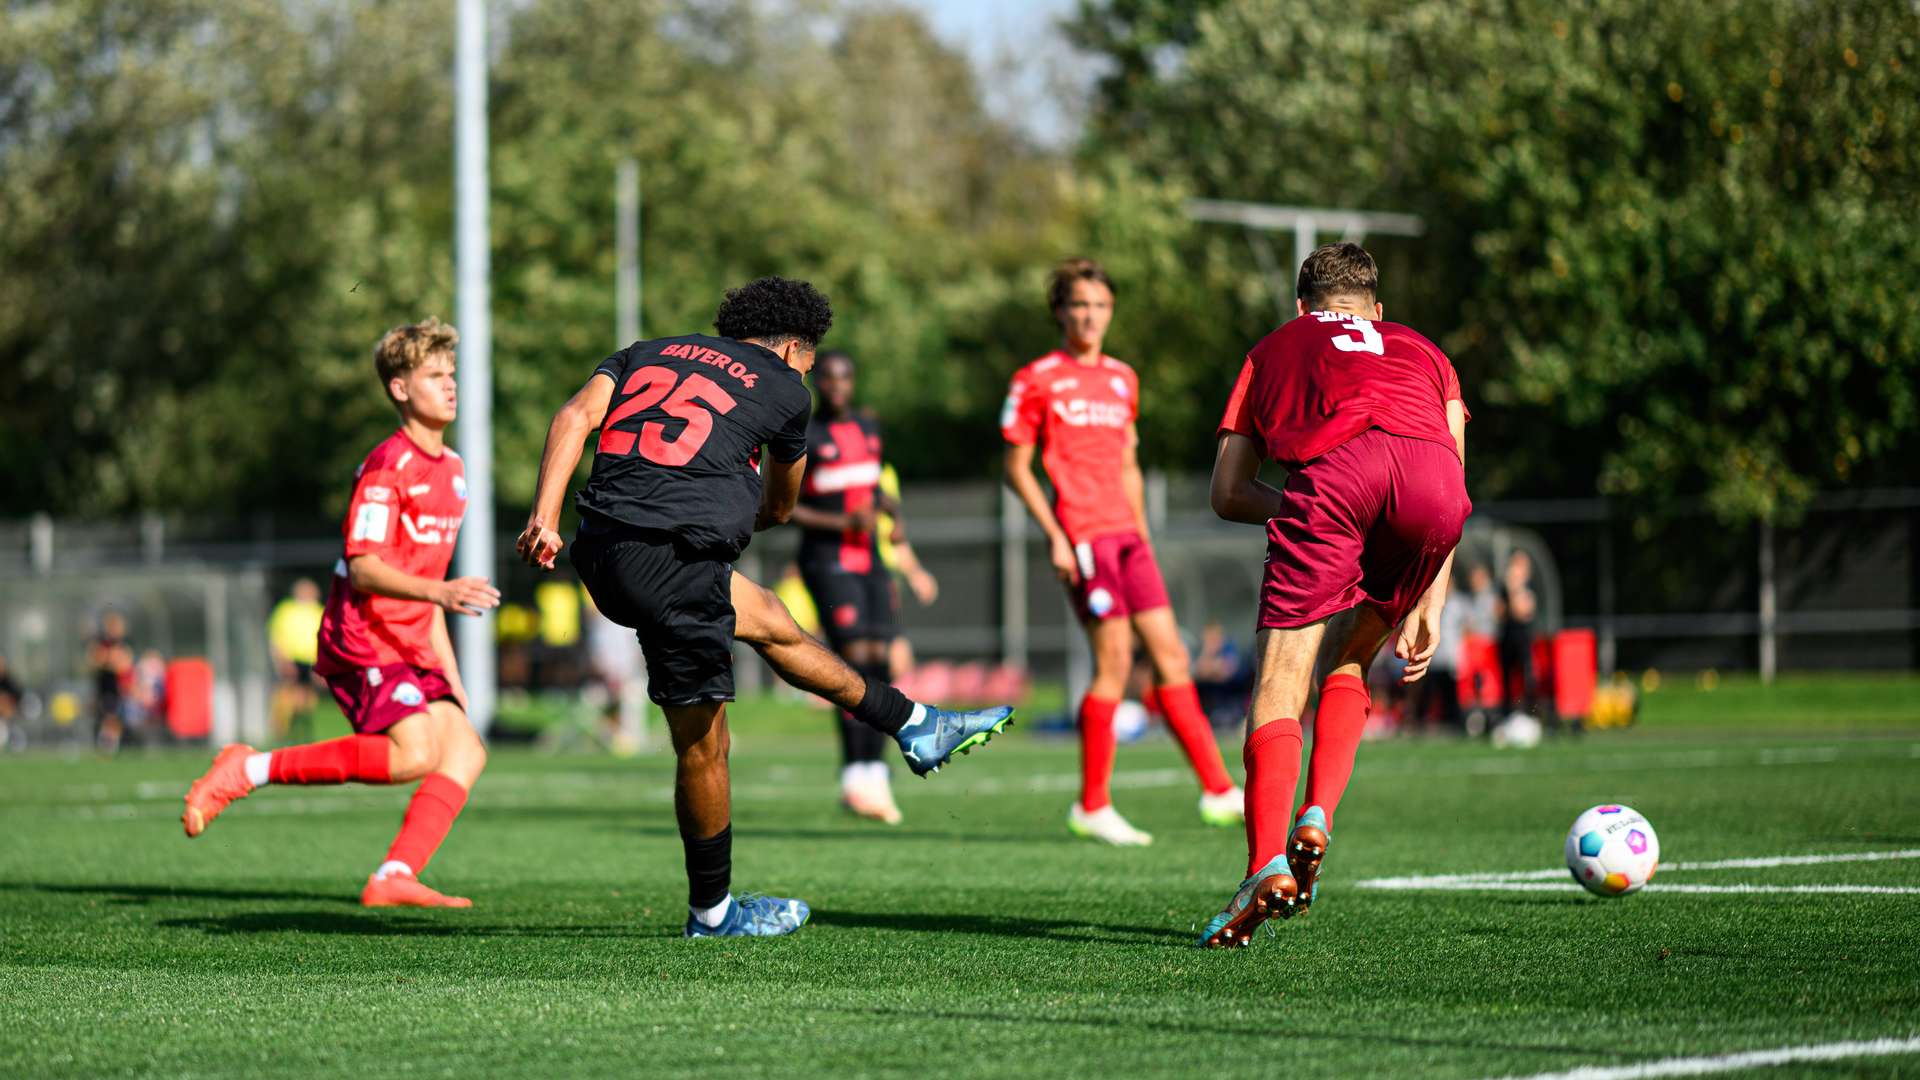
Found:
[453,474,467,500]
[818,443,840,460]
[392,682,424,707]
[1110,376,1130,399]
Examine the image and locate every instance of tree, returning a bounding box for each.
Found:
[1070,0,1920,519]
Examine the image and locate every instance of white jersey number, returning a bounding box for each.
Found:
[1317,311,1384,355]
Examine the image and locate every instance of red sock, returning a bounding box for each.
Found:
[1156,682,1235,795]
[1077,695,1119,812]
[1302,673,1370,827]
[384,774,470,875]
[1243,718,1303,877]
[268,734,391,785]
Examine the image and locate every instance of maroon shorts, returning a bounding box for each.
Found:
[1070,531,1171,622]
[324,663,456,735]
[1260,429,1470,630]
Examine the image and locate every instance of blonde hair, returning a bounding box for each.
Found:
[373,317,458,402]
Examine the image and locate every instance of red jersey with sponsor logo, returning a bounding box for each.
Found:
[1000,351,1140,543]
[315,429,467,676]
[1218,312,1468,468]
[797,411,883,574]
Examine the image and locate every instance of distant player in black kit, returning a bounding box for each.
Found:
[789,351,906,824]
[517,277,1013,939]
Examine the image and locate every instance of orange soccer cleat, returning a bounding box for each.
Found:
[182,744,257,838]
[360,870,472,909]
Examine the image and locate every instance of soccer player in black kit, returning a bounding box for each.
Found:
[789,351,908,824]
[517,277,1013,939]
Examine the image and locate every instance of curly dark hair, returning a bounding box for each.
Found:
[713,277,833,347]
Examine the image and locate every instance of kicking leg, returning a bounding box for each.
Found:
[730,572,1012,777]
[668,701,807,938]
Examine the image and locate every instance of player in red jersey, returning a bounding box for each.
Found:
[1197,243,1471,947]
[1002,258,1242,847]
[181,318,500,908]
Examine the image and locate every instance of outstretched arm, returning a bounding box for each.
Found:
[518,374,615,570]
[347,554,499,616]
[1209,433,1286,526]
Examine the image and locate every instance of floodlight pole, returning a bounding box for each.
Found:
[454,0,497,734]
[1185,199,1425,322]
[616,158,642,345]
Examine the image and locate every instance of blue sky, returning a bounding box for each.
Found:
[898,0,1088,145]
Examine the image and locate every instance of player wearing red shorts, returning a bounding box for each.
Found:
[1002,258,1242,847]
[180,318,500,908]
[1197,242,1471,947]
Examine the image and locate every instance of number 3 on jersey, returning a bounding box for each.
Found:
[1316,311,1384,355]
[599,365,738,466]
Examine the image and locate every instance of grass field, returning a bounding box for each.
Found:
[3,678,1918,1078]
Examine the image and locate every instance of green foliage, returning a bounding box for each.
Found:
[1070,0,1920,518]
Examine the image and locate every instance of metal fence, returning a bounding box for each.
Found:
[2,480,1912,743]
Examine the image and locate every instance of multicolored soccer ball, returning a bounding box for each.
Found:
[1564,804,1660,897]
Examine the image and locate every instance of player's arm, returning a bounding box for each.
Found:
[428,606,469,710]
[518,374,615,570]
[787,500,870,534]
[346,554,499,615]
[757,457,806,531]
[1121,423,1150,540]
[1209,433,1286,526]
[1003,442,1081,586]
[1398,403,1469,683]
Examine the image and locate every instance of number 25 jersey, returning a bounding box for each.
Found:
[575,334,813,558]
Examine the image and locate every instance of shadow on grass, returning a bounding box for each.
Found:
[817,1003,1617,1061]
[808,908,1191,945]
[152,910,657,938]
[0,881,353,906]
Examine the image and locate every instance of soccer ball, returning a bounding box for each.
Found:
[1564,804,1660,897]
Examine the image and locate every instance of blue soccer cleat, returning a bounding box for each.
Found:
[894,704,1015,777]
[1196,855,1299,949]
[1288,805,1331,913]
[683,893,811,938]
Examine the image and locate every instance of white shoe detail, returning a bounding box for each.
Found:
[1068,803,1154,846]
[1199,786,1246,823]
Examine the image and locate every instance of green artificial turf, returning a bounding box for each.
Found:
[2,696,1918,1077]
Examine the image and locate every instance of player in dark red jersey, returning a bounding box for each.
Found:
[1197,242,1471,947]
[181,318,500,908]
[789,351,910,824]
[516,278,1013,938]
[1002,258,1242,847]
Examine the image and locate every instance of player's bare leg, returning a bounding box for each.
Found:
[1132,606,1241,826]
[361,701,483,909]
[1067,617,1153,845]
[666,701,809,937]
[730,572,1013,776]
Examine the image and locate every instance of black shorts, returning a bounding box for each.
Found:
[798,561,898,649]
[571,519,736,707]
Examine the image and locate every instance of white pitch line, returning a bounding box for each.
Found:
[1487,1034,1920,1080]
[1357,849,1920,894]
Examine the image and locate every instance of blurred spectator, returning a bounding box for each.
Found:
[1412,584,1468,731]
[1192,620,1252,728]
[0,655,21,751]
[1498,550,1539,715]
[267,578,324,742]
[87,610,134,753]
[1463,563,1498,637]
[130,648,168,740]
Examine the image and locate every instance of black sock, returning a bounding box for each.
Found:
[682,824,732,910]
[836,711,868,766]
[856,662,900,757]
[850,669,914,735]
